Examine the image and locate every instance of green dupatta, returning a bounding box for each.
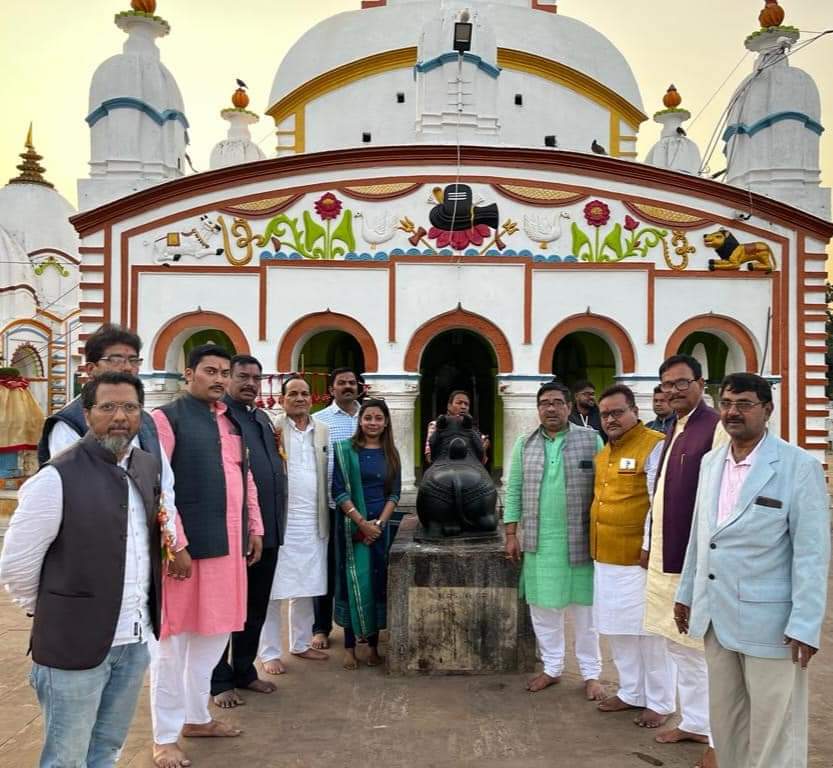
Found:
[333,439,377,638]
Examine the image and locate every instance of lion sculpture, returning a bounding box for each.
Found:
[704,229,775,273]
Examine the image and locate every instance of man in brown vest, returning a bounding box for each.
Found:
[591,385,675,728]
[1,372,165,768]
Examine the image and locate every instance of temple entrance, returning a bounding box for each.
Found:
[676,331,741,404]
[551,331,616,394]
[182,328,236,363]
[297,330,365,410]
[417,329,500,479]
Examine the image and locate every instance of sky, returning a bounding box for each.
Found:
[0,0,831,250]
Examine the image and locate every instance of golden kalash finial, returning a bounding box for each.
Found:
[662,85,682,109]
[131,0,157,12]
[759,0,785,28]
[9,124,53,187]
[232,79,250,109]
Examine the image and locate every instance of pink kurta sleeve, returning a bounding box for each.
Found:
[151,410,189,550]
[246,468,264,536]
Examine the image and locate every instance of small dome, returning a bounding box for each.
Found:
[0,225,37,320]
[209,91,266,170]
[645,87,702,175]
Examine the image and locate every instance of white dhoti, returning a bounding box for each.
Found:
[259,597,315,659]
[529,604,602,680]
[594,563,675,714]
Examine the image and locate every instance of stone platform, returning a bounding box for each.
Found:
[387,514,535,675]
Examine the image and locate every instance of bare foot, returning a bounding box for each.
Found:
[366,649,383,667]
[292,647,329,661]
[262,659,286,675]
[635,709,669,728]
[212,690,244,709]
[311,632,330,650]
[343,650,359,670]
[696,747,718,768]
[584,679,606,701]
[153,743,192,768]
[526,672,560,692]
[181,720,242,738]
[655,727,709,745]
[246,678,276,693]
[597,694,640,712]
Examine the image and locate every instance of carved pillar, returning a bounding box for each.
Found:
[498,378,541,483]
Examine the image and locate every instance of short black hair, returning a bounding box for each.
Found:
[447,390,470,405]
[81,371,144,410]
[573,379,595,393]
[187,344,231,370]
[281,373,309,395]
[659,354,702,381]
[599,384,636,408]
[537,380,571,405]
[230,354,262,372]
[330,366,358,384]
[84,323,142,364]
[653,384,664,395]
[720,373,772,404]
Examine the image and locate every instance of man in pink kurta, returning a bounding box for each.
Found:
[149,344,263,768]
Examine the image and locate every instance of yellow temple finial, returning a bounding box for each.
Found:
[9,124,53,188]
[759,0,785,28]
[662,85,682,109]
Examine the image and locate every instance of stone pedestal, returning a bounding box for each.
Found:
[387,514,535,675]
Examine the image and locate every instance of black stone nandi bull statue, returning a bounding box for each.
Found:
[417,414,498,538]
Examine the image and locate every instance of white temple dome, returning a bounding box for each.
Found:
[209,89,266,170]
[0,224,37,321]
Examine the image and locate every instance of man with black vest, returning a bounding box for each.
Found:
[150,344,264,768]
[1,372,165,767]
[211,354,287,708]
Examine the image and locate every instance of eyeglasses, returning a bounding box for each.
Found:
[538,399,568,409]
[600,407,630,421]
[660,378,696,392]
[718,399,764,413]
[93,401,142,415]
[99,354,143,366]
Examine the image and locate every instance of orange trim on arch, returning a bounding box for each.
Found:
[277,311,379,372]
[664,315,758,373]
[403,308,513,373]
[152,311,250,370]
[538,313,636,374]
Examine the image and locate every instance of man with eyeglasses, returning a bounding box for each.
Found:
[591,385,675,730]
[210,355,287,708]
[675,373,829,768]
[1,372,165,767]
[150,344,264,768]
[504,381,605,698]
[643,354,728,768]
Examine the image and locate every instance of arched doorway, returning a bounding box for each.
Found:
[676,332,743,404]
[418,329,500,477]
[551,332,616,394]
[182,329,237,365]
[297,330,365,411]
[10,344,44,379]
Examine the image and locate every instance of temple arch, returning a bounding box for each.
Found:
[152,311,249,371]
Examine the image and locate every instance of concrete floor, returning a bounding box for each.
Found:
[1,521,832,767]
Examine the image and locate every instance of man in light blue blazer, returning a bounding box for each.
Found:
[675,373,830,768]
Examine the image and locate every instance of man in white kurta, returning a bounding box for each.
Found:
[591,386,675,728]
[260,375,330,669]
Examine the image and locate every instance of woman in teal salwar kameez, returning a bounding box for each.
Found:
[332,398,401,670]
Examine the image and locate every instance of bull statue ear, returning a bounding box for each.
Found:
[460,413,473,429]
[436,414,449,429]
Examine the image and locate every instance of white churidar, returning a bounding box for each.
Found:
[529,604,602,680]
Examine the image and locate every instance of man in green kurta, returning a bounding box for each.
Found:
[505,381,605,696]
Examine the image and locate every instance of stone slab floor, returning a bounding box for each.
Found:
[1,528,832,767]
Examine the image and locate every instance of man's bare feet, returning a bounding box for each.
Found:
[246,678,276,693]
[153,743,192,768]
[584,679,606,701]
[343,650,359,670]
[634,709,669,728]
[311,632,330,650]
[597,694,640,712]
[695,747,718,768]
[526,672,560,692]
[212,690,244,709]
[366,649,383,667]
[292,647,329,661]
[181,720,242,738]
[655,727,709,745]
[262,659,286,675]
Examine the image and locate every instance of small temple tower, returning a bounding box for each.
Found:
[723,0,829,218]
[78,0,189,211]
[645,85,701,175]
[209,85,266,170]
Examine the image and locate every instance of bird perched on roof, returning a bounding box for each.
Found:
[676,126,687,137]
[591,140,607,155]
[236,78,248,90]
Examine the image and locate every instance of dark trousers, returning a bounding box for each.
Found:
[312,507,337,637]
[211,546,278,695]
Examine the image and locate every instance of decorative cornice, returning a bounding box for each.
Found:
[723,111,824,141]
[69,145,833,240]
[415,51,501,79]
[86,97,190,130]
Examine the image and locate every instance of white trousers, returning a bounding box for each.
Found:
[149,631,229,745]
[529,604,602,680]
[705,628,808,768]
[258,596,314,661]
[606,634,676,715]
[666,638,712,740]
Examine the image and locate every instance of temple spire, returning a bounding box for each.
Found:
[8,124,53,188]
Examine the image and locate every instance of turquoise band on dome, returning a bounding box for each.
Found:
[86,97,190,130]
[723,110,824,141]
[414,51,501,79]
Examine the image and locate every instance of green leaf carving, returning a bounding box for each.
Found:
[303,211,327,258]
[330,209,355,256]
[602,223,624,262]
[571,222,592,261]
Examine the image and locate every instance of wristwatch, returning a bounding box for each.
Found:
[373,519,387,530]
